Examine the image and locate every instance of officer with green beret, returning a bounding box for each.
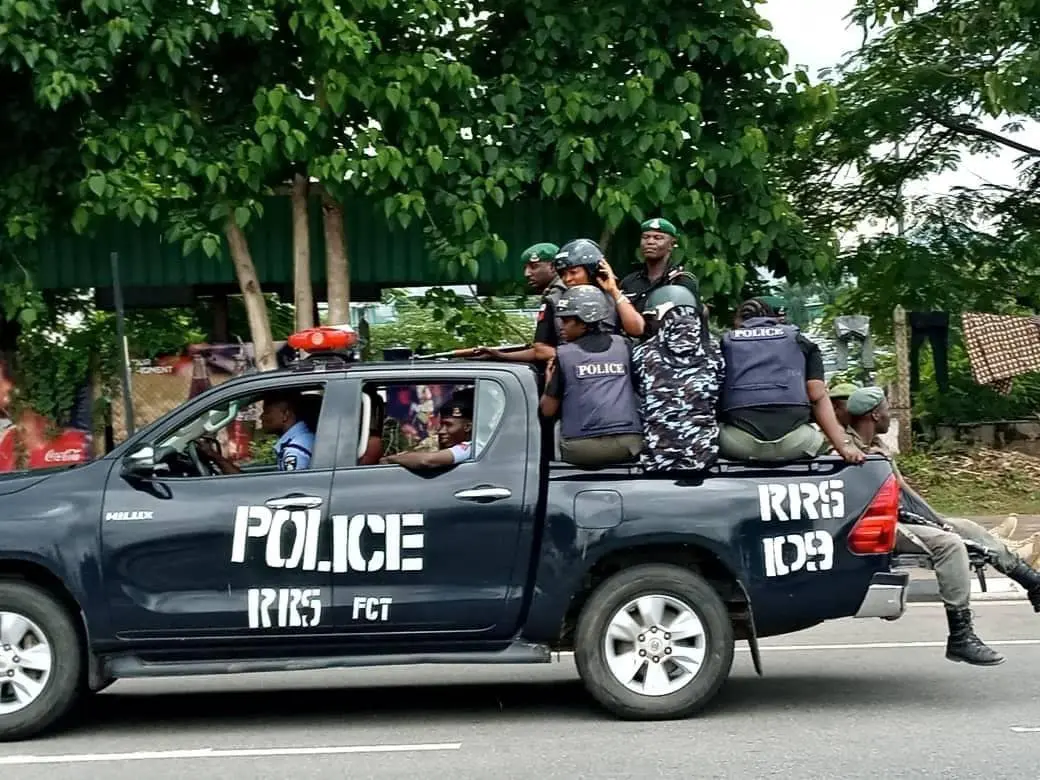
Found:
[828,381,861,427]
[620,218,702,315]
[474,242,565,370]
[843,385,1040,666]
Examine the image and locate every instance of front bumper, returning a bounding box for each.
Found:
[854,571,910,620]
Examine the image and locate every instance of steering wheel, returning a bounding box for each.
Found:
[187,439,222,477]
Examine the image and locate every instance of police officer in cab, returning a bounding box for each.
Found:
[620,218,702,315]
[539,285,643,467]
[200,391,315,473]
[381,389,474,469]
[717,298,864,464]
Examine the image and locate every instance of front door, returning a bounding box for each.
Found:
[100,377,340,642]
[327,372,535,640]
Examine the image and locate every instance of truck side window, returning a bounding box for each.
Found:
[154,384,326,477]
[358,379,506,463]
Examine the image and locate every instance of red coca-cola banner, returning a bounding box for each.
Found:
[0,357,94,472]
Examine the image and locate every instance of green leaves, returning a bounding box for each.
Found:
[471,0,831,305]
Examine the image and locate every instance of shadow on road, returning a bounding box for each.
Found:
[48,666,973,739]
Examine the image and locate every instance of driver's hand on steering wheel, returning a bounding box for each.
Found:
[196,437,237,474]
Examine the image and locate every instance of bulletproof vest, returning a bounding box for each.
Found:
[720,317,809,412]
[556,336,642,440]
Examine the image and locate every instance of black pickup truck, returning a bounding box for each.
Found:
[0,354,909,740]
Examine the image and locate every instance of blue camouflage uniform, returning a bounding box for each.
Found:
[275,420,315,471]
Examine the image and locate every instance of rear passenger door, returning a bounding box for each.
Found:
[326,368,537,640]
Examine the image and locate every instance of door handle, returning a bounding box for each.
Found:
[454,486,512,503]
[265,495,323,510]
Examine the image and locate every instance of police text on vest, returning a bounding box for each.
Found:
[757,480,845,522]
[231,506,424,573]
[575,362,626,378]
[763,530,834,577]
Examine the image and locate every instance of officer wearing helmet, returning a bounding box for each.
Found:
[552,239,646,339]
[539,285,643,467]
[632,285,725,472]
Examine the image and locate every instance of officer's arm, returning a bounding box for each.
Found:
[382,449,455,469]
[539,362,562,417]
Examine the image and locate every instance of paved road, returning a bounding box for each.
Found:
[2,601,1039,779]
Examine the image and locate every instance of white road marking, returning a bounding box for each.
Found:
[550,637,1040,661]
[0,742,462,766]
[1011,726,1040,733]
[754,639,1040,651]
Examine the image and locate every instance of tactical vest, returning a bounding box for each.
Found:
[556,336,642,440]
[720,317,810,412]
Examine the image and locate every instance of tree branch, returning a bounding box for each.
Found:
[929,115,1040,157]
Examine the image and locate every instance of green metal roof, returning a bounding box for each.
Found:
[33,195,641,296]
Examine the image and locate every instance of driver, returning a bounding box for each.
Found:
[200,392,315,473]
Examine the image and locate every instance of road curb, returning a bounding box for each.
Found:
[906,575,1027,603]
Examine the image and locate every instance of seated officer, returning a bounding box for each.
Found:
[380,389,474,469]
[540,285,643,466]
[718,298,864,464]
[632,285,724,472]
[201,391,315,473]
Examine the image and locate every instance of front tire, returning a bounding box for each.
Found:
[575,563,734,720]
[0,582,82,741]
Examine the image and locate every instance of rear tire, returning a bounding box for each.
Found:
[575,563,734,720]
[0,582,82,741]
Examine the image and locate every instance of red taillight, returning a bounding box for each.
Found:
[847,474,899,555]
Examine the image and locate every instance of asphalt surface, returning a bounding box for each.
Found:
[0,601,1038,778]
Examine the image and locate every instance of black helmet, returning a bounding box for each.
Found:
[553,239,603,272]
[643,284,700,320]
[556,285,610,324]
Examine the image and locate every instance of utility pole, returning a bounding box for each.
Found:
[892,143,912,452]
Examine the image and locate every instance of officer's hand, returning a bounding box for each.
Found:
[545,357,556,381]
[838,443,866,465]
[196,437,221,460]
[598,259,619,293]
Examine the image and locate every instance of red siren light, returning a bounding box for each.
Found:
[287,325,358,353]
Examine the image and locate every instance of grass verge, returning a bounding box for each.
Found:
[896,444,1040,516]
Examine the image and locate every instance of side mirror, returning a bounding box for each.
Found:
[121,445,156,477]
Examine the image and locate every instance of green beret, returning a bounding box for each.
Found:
[829,382,860,400]
[520,242,560,263]
[641,218,678,237]
[847,386,886,416]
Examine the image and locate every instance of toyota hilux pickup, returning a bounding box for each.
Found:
[0,346,908,740]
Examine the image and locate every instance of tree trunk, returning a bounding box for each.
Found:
[322,191,351,326]
[223,217,277,371]
[291,174,315,331]
[599,225,614,255]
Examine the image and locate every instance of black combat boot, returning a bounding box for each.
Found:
[1005,560,1040,612]
[945,608,1005,666]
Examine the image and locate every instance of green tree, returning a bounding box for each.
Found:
[797,0,1040,317]
[472,0,838,302]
